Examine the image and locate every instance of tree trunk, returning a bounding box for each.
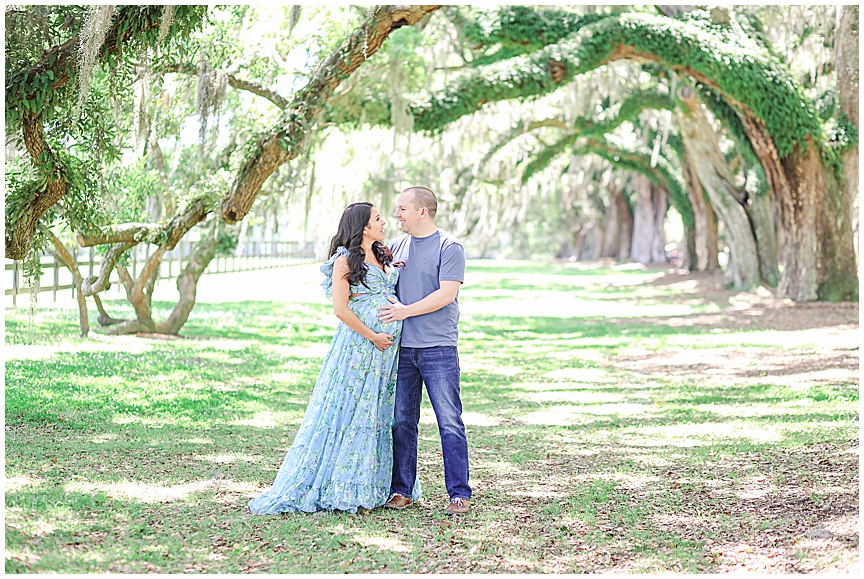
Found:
[836,5,859,265]
[676,88,761,289]
[650,183,668,263]
[631,175,655,264]
[46,234,89,337]
[683,225,697,271]
[155,235,220,335]
[116,266,156,332]
[221,5,441,224]
[616,188,633,262]
[6,113,70,260]
[92,294,124,326]
[578,225,601,260]
[682,158,719,271]
[735,112,858,301]
[81,242,137,295]
[745,191,780,287]
[601,186,622,258]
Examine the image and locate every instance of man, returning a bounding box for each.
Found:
[377,186,472,515]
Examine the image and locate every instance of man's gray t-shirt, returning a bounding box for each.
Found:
[390,230,465,348]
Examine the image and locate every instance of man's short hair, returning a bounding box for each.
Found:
[403,186,437,219]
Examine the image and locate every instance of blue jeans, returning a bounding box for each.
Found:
[391,346,472,501]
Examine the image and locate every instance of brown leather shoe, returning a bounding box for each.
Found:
[383,493,413,510]
[445,498,471,515]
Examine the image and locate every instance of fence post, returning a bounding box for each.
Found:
[89,247,94,278]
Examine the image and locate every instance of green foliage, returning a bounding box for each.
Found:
[5,145,103,258]
[411,10,828,165]
[4,5,209,264]
[522,133,579,183]
[323,23,432,132]
[215,226,239,256]
[463,6,606,53]
[103,159,164,224]
[5,6,207,131]
[825,112,859,155]
[517,115,695,232]
[814,89,838,120]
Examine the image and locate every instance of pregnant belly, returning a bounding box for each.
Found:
[350,294,402,337]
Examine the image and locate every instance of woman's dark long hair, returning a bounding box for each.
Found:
[328,202,394,287]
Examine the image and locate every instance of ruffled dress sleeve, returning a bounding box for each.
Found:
[320,246,351,299]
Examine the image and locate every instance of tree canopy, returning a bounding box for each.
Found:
[4,4,858,338]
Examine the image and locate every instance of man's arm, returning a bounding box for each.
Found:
[378,280,460,322]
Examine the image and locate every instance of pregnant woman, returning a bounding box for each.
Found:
[248,202,421,514]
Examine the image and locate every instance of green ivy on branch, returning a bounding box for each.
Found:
[578,138,695,229]
[408,10,826,166]
[519,88,677,183]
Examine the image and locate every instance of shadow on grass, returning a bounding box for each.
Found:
[5,264,859,573]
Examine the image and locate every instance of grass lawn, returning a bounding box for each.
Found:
[4,260,859,573]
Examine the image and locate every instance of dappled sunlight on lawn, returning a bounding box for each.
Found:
[737,475,778,499]
[229,410,290,428]
[666,327,858,349]
[695,401,838,418]
[181,437,214,445]
[650,513,717,531]
[196,454,244,464]
[351,533,413,553]
[514,389,627,404]
[4,337,158,360]
[461,293,713,319]
[542,367,614,382]
[621,422,785,445]
[460,357,523,377]
[508,488,570,498]
[518,403,654,426]
[111,414,205,427]
[586,471,662,490]
[4,476,43,493]
[418,407,437,425]
[472,459,531,478]
[65,479,217,503]
[271,343,330,359]
[5,261,858,573]
[461,411,500,426]
[743,367,858,390]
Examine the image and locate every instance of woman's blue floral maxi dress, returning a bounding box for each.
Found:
[248,246,421,514]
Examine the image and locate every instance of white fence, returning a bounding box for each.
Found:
[5,240,317,306]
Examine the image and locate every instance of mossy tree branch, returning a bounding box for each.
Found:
[396,6,855,299]
[46,233,89,337]
[453,88,676,212]
[158,63,291,109]
[78,197,211,250]
[220,5,442,225]
[80,241,137,296]
[408,11,824,163]
[5,6,208,260]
